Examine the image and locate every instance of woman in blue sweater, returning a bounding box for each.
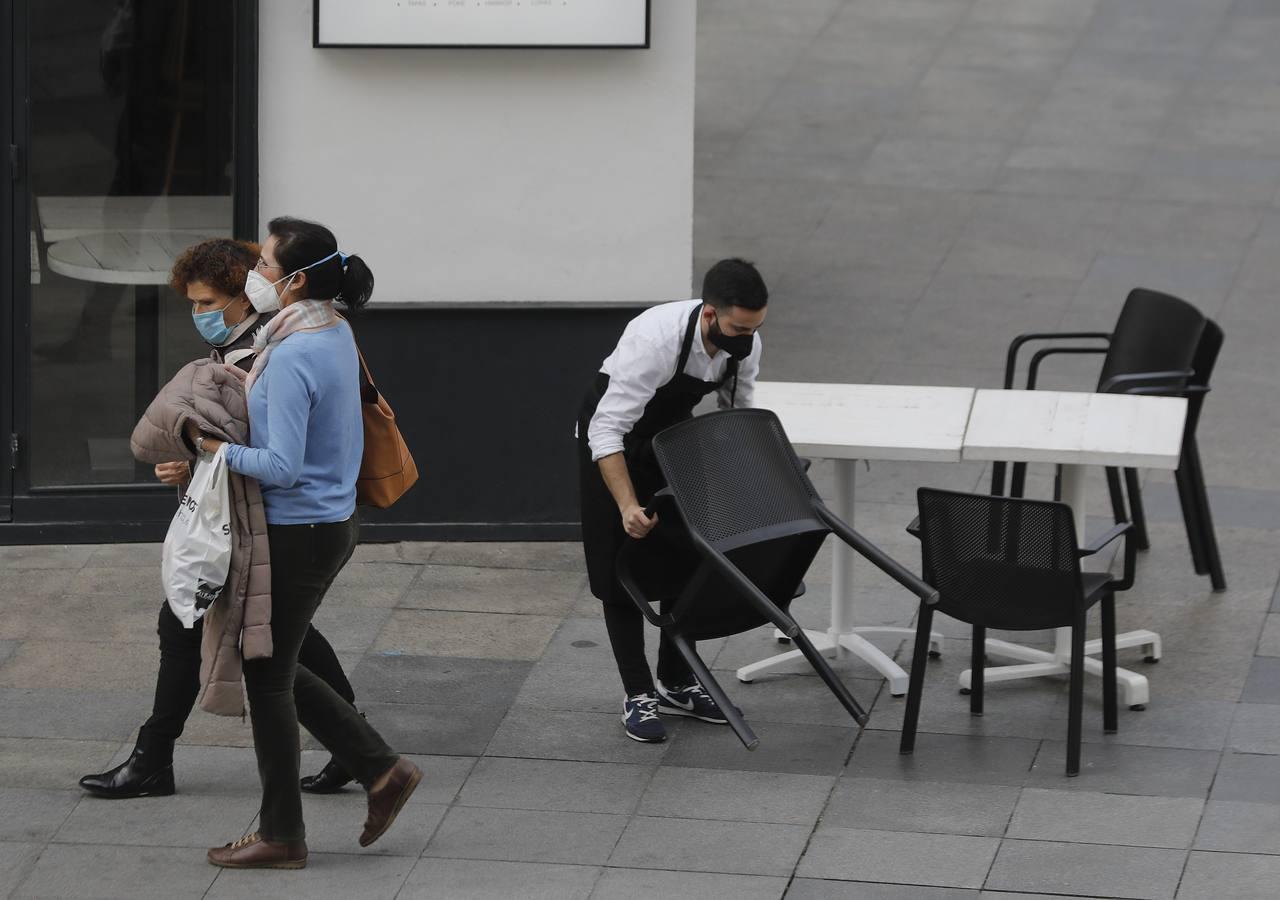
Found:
[190,218,420,870]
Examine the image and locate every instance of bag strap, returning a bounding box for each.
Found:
[223,348,256,368]
[334,311,379,401]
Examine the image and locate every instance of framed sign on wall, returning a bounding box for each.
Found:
[314,0,651,49]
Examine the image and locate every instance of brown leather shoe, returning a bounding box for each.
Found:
[359,757,422,847]
[207,832,307,869]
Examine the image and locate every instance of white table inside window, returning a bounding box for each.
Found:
[737,382,976,695]
[37,195,232,242]
[961,389,1188,708]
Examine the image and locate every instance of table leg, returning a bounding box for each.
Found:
[737,458,942,696]
[957,463,1155,708]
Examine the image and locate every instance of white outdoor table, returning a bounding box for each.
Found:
[736,382,976,695]
[962,389,1188,708]
[37,195,232,242]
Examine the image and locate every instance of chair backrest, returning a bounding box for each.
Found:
[916,488,1084,630]
[649,409,829,638]
[1185,318,1223,434]
[1098,288,1205,393]
[651,408,825,553]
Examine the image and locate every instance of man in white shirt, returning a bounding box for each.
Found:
[576,258,767,742]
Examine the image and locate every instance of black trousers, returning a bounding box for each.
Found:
[247,517,397,843]
[135,600,356,765]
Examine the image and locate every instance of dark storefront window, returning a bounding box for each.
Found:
[26,0,234,485]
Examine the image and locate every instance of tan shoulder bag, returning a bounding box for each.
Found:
[353,345,419,508]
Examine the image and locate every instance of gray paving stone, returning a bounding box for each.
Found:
[399,565,585,616]
[349,653,531,708]
[0,737,124,791]
[0,544,93,570]
[424,806,628,865]
[1176,850,1280,899]
[593,867,787,899]
[609,815,810,876]
[1076,698,1237,751]
[788,881,978,900]
[1242,656,1280,704]
[984,840,1185,900]
[1259,613,1280,656]
[13,843,217,899]
[485,707,674,764]
[425,541,587,573]
[1006,788,1203,848]
[0,787,82,842]
[798,827,999,888]
[55,793,256,849]
[372,608,560,661]
[1227,703,1280,754]
[1210,752,1280,804]
[0,843,43,898]
[660,719,858,776]
[1194,800,1280,854]
[0,688,151,741]
[823,777,1019,837]
[458,757,652,814]
[1028,742,1220,797]
[637,766,833,825]
[359,700,507,757]
[401,858,599,900]
[848,730,1039,786]
[278,794,446,857]
[321,560,421,608]
[514,661,624,714]
[206,853,417,900]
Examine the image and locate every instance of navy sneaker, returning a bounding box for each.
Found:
[621,693,667,743]
[656,680,729,724]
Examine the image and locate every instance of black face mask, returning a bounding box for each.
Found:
[708,314,755,361]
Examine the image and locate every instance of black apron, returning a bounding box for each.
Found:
[577,304,739,601]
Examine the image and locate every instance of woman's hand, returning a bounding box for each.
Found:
[223,363,248,383]
[154,461,190,487]
[182,419,226,457]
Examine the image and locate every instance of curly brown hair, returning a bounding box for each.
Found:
[168,238,261,298]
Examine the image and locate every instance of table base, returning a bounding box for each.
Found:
[737,626,943,697]
[959,627,1160,708]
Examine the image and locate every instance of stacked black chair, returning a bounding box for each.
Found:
[992,288,1224,590]
[901,488,1137,776]
[615,408,939,750]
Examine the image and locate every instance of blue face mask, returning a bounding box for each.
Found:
[192,306,237,346]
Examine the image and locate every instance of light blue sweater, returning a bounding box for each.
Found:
[224,322,363,525]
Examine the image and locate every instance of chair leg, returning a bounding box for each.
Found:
[1010,462,1028,499]
[1123,468,1150,551]
[991,460,1007,497]
[789,628,869,727]
[666,632,759,750]
[900,604,933,755]
[1175,461,1208,575]
[1066,613,1086,777]
[1185,440,1227,592]
[1101,592,1118,734]
[969,625,985,716]
[1105,467,1128,525]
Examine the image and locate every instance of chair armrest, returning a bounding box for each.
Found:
[1005,331,1111,389]
[1026,346,1109,389]
[1079,521,1137,592]
[1099,370,1194,394]
[1078,521,1132,557]
[905,515,921,539]
[814,503,940,606]
[614,544,669,628]
[681,527,801,638]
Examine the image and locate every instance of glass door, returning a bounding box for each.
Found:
[22,0,234,487]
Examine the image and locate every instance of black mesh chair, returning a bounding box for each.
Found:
[993,288,1223,590]
[901,488,1136,776]
[615,408,939,750]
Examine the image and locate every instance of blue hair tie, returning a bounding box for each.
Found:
[338,252,349,267]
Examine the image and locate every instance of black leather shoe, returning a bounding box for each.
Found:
[79,750,175,799]
[300,757,354,794]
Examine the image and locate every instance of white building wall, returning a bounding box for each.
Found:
[258,0,695,305]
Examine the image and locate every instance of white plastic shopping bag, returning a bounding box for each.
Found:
[162,444,232,628]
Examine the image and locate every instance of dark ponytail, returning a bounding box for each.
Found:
[267,216,375,310]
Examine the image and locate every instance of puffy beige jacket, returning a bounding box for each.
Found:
[131,357,272,717]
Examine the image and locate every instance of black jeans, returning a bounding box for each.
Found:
[246,517,397,843]
[135,602,356,765]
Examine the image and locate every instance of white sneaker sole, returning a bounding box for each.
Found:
[620,717,667,743]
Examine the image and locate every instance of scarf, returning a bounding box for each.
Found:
[243,299,338,394]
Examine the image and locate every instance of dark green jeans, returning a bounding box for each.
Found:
[245,516,397,842]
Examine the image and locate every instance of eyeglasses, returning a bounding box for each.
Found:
[254,257,283,272]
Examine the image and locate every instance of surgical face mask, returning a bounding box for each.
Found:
[245,250,342,313]
[708,314,755,361]
[191,304,237,346]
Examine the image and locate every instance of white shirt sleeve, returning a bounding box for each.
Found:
[718,333,762,409]
[587,329,678,461]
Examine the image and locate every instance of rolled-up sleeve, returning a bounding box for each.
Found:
[587,333,673,461]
